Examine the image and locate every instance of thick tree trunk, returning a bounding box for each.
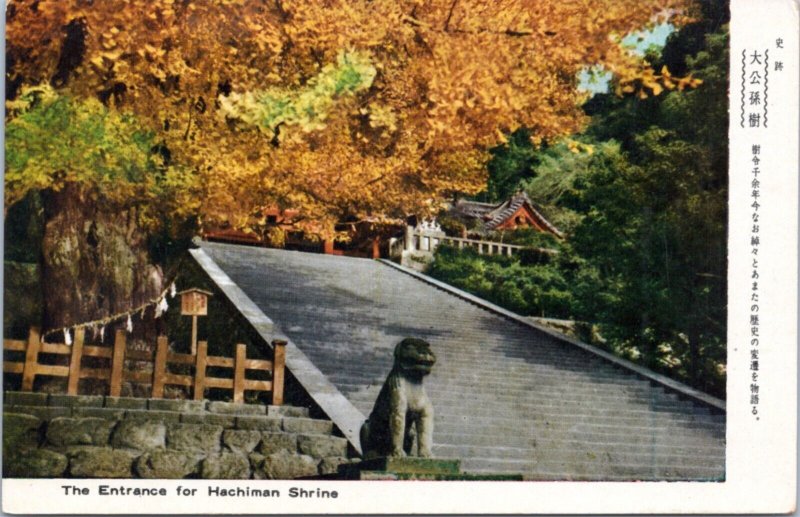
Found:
[40,184,163,331]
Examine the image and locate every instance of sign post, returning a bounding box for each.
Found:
[179,288,213,355]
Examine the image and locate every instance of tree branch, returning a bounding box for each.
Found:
[402,14,533,37]
[366,174,385,186]
[183,104,193,141]
[444,0,458,32]
[296,184,332,205]
[274,0,289,22]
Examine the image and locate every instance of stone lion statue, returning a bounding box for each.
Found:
[360,338,436,459]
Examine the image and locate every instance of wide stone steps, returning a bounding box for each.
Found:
[434,438,721,456]
[332,364,694,393]
[434,360,649,378]
[432,414,723,434]
[435,405,719,430]
[432,400,711,419]
[336,373,684,395]
[348,401,722,442]
[335,379,688,402]
[421,385,684,405]
[285,338,666,388]
[460,457,724,480]
[344,391,690,413]
[346,390,709,416]
[199,242,726,480]
[432,445,725,470]
[455,449,724,471]
[432,442,724,460]
[432,426,724,447]
[432,417,724,437]
[334,367,682,391]
[432,429,722,450]
[350,404,720,435]
[311,339,619,370]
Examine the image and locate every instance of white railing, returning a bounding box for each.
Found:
[404,226,533,257]
[400,226,559,262]
[439,236,525,256]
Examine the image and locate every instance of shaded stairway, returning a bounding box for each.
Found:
[195,241,725,481]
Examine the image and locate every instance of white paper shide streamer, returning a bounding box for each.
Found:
[155,296,169,318]
[40,272,180,345]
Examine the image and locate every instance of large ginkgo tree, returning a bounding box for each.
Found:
[5,0,696,329]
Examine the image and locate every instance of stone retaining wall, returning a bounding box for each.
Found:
[3,392,358,479]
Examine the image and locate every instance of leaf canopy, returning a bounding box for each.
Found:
[6,0,695,236]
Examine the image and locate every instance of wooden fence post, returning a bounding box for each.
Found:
[193,341,208,401]
[152,335,168,398]
[67,328,85,395]
[21,327,41,391]
[233,344,247,403]
[109,330,126,397]
[272,340,286,406]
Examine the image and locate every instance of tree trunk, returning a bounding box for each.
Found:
[40,184,163,331]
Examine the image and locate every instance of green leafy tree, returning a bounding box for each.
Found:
[431,1,728,396]
[481,129,538,202]
[6,85,156,208]
[427,245,574,318]
[4,85,198,329]
[568,14,728,396]
[219,51,377,140]
[520,139,626,234]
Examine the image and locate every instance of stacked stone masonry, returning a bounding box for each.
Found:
[3,392,357,479]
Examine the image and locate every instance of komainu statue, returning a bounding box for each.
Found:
[360,338,436,459]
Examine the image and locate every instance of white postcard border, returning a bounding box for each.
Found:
[2,0,798,513]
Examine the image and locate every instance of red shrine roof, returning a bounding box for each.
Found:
[453,191,563,237]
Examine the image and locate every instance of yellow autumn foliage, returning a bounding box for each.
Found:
[6,0,695,238]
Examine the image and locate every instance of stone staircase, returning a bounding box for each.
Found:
[3,391,356,479]
[346,328,725,481]
[336,457,522,480]
[197,242,726,481]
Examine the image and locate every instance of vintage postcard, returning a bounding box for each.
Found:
[1,0,797,513]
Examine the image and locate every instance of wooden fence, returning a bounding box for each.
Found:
[3,327,286,405]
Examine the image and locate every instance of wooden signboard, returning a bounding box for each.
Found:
[179,288,212,316]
